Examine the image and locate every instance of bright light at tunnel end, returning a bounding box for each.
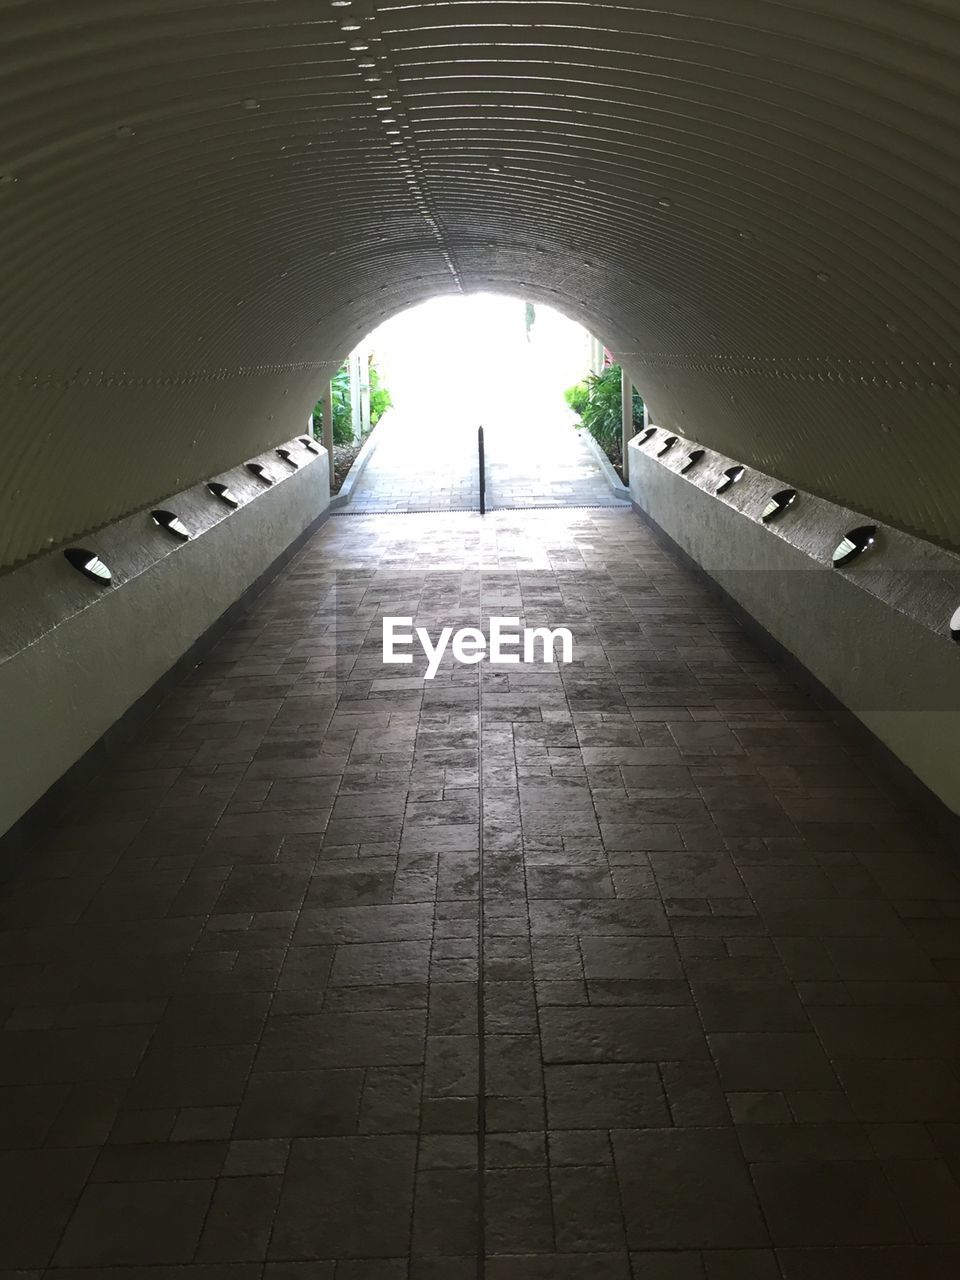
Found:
[382,616,574,680]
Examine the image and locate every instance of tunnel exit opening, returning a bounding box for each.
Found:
[318,293,635,515]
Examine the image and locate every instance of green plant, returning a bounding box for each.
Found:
[313,356,392,446]
[564,364,644,467]
[368,362,392,426]
[564,380,590,416]
[524,300,536,341]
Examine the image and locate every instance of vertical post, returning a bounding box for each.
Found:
[348,352,362,443]
[478,425,486,515]
[359,349,371,438]
[621,364,632,483]
[320,379,334,492]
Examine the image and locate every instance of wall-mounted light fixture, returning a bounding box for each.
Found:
[151,509,191,541]
[657,435,678,457]
[760,489,798,523]
[64,548,112,584]
[276,447,298,468]
[716,465,745,495]
[832,525,878,567]
[680,449,704,474]
[207,482,240,508]
[246,462,275,485]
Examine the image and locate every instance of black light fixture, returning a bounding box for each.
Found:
[760,488,798,523]
[657,435,678,457]
[832,525,878,567]
[680,448,704,474]
[64,547,112,584]
[151,509,190,541]
[276,447,298,468]
[950,605,960,643]
[246,462,275,485]
[716,465,745,495]
[207,481,240,508]
[299,436,320,454]
[637,427,656,444]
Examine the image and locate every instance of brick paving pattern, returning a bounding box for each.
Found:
[344,411,627,512]
[2,508,959,1277]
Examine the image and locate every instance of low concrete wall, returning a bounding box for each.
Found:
[0,439,330,840]
[628,431,960,820]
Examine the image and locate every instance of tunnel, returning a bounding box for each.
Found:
[1,2,960,1275]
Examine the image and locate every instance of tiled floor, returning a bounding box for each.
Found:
[3,508,960,1278]
[344,408,627,512]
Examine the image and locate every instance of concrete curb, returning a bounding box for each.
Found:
[577,427,631,500]
[329,409,393,509]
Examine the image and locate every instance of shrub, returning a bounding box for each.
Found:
[313,357,392,446]
[565,364,644,467]
[369,362,392,426]
[564,381,590,416]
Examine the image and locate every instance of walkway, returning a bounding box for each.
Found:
[344,406,628,513]
[2,508,959,1277]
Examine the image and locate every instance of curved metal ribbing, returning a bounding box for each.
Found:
[1,1,959,566]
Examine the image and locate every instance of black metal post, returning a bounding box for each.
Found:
[478,425,486,515]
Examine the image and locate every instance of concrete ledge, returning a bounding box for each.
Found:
[577,427,630,500]
[628,430,960,827]
[329,409,392,510]
[0,440,330,865]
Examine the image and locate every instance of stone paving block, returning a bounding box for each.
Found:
[54,1177,215,1267]
[612,1128,769,1249]
[269,1135,417,1260]
[3,508,959,1274]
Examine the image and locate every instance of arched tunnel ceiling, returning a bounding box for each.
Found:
[1,0,960,567]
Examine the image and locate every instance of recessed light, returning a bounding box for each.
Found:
[680,448,704,474]
[246,462,275,485]
[151,509,191,540]
[657,435,678,457]
[350,42,369,51]
[637,427,656,444]
[64,548,112,584]
[207,482,240,507]
[716,465,745,495]
[760,488,797,523]
[241,98,260,110]
[833,525,877,567]
[949,605,960,642]
[276,447,298,468]
[299,436,320,454]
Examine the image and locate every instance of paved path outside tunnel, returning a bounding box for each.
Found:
[344,404,629,512]
[2,508,960,1277]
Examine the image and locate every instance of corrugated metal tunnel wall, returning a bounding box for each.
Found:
[1,0,959,569]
